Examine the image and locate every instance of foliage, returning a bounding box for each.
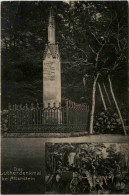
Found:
[46,143,129,194]
[94,109,124,134]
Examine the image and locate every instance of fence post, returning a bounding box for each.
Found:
[65,99,69,131]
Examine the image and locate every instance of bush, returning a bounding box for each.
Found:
[94,109,123,134]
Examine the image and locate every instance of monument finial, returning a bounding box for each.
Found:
[50,6,54,17]
[48,6,55,44]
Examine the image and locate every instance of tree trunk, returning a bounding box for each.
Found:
[89,73,99,134]
[98,82,107,111]
[103,83,112,106]
[108,75,127,136]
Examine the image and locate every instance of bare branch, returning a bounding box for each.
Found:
[90,31,103,46]
[103,12,113,38]
[95,42,105,66]
[116,22,121,51]
[112,42,127,71]
[72,56,87,63]
[89,44,97,55]
[75,45,88,59]
[66,62,93,70]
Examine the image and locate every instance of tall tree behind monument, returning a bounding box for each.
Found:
[43,7,61,107]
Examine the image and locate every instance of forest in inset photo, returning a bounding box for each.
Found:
[45,143,129,194]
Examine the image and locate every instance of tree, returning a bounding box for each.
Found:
[62,1,128,134]
[98,82,107,111]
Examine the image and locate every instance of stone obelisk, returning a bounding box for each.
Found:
[43,7,61,108]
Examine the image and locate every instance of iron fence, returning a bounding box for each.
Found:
[6,100,89,133]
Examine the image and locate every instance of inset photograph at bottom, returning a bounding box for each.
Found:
[45,143,129,194]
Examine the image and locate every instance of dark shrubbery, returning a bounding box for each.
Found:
[94,109,124,134]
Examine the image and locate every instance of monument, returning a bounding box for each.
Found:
[43,7,61,108]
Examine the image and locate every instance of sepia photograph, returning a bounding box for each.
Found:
[1,0,129,194]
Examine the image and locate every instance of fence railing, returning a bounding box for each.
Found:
[6,100,89,133]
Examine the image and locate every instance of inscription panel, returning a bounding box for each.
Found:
[43,62,55,80]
